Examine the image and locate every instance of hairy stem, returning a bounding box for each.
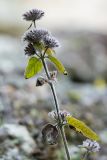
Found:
[82,150,90,160]
[41,58,71,160]
[27,23,32,30]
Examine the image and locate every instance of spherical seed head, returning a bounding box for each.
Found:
[23,29,50,44]
[43,36,60,48]
[23,9,44,21]
[24,43,35,56]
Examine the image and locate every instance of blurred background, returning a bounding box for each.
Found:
[0,0,107,159]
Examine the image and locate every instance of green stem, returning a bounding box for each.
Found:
[41,58,71,160]
[82,150,90,160]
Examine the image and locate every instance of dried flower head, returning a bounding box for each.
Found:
[43,35,60,48]
[23,9,44,22]
[23,29,50,44]
[48,110,70,122]
[48,111,57,120]
[50,71,57,82]
[60,110,71,119]
[79,139,100,152]
[24,43,35,56]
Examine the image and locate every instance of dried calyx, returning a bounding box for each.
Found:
[79,139,100,153]
[42,124,59,145]
[36,71,58,87]
[50,71,57,82]
[36,77,48,87]
[48,110,70,122]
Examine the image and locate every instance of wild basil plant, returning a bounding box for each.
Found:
[22,9,100,160]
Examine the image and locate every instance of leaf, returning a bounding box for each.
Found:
[46,48,55,55]
[48,55,67,75]
[24,57,43,79]
[66,115,100,141]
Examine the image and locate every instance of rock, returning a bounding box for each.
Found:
[98,156,107,160]
[0,148,31,160]
[3,124,36,154]
[99,130,107,144]
[0,128,8,142]
[13,90,37,108]
[68,82,107,107]
[60,32,107,81]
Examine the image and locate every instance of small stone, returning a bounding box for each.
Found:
[3,124,36,154]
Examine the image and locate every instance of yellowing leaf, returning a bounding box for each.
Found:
[48,55,67,75]
[66,115,99,141]
[46,48,55,55]
[24,57,43,79]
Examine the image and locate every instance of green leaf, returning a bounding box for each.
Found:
[24,57,43,79]
[48,55,67,75]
